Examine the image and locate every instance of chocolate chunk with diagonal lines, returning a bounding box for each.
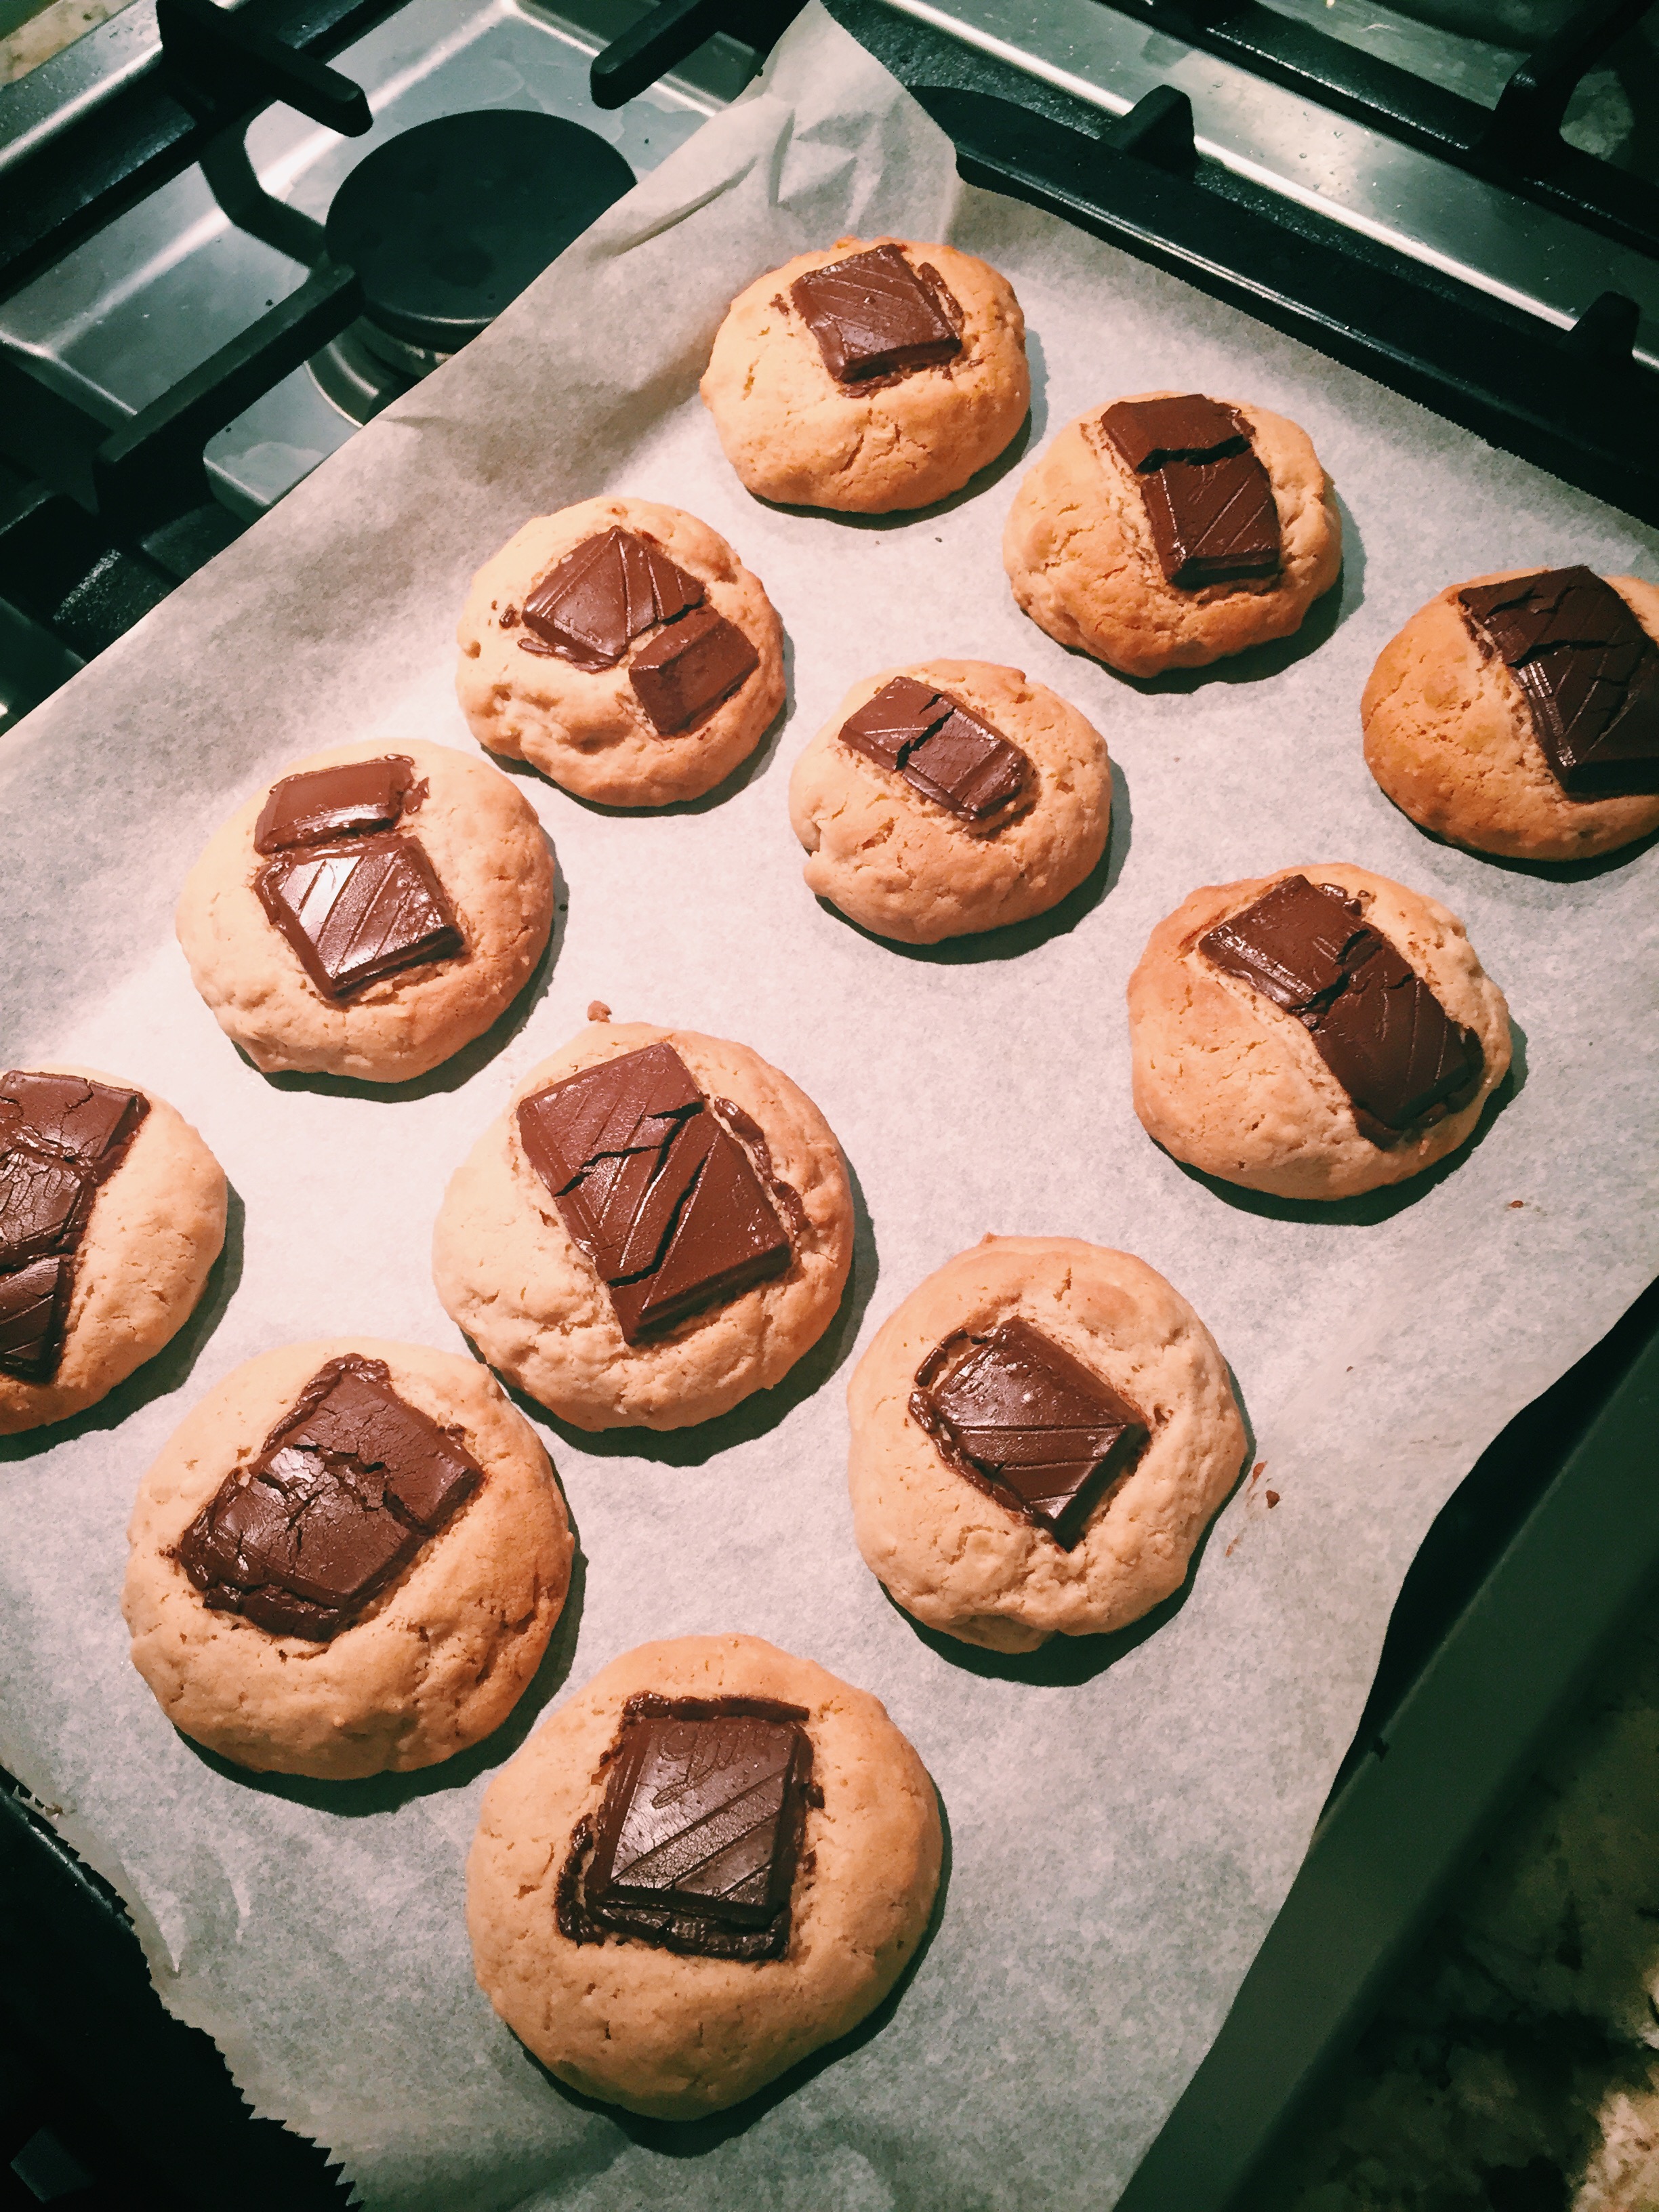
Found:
[837,675,1030,823]
[1101,394,1281,590]
[789,243,962,386]
[518,527,705,670]
[254,832,464,1000]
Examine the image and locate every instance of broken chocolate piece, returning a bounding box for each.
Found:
[176,1353,483,1640]
[1200,874,1485,1138]
[789,243,963,385]
[516,1041,794,1343]
[628,602,759,735]
[1458,566,1659,798]
[255,833,464,1000]
[519,528,705,670]
[910,1316,1148,1547]
[1101,394,1281,590]
[836,675,1030,823]
[0,1256,75,1382]
[252,756,422,855]
[557,1692,815,1960]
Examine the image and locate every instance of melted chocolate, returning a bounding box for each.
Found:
[1458,567,1659,798]
[1200,874,1484,1139]
[557,1693,815,1960]
[1101,394,1281,590]
[628,602,759,734]
[255,834,463,1000]
[516,1042,794,1343]
[518,528,705,671]
[176,1354,483,1640]
[910,1316,1148,1547]
[253,756,422,855]
[0,1073,148,1382]
[837,675,1031,823]
[789,244,963,386]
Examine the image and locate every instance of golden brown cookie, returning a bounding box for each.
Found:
[787,658,1111,943]
[467,1633,942,2118]
[455,497,785,806]
[1003,392,1341,678]
[1362,569,1659,862]
[432,1021,854,1430]
[700,237,1029,513]
[1128,864,1511,1200]
[847,1236,1245,1654]
[123,1338,573,1778]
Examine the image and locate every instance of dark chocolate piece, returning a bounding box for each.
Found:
[910,1316,1148,1548]
[628,602,759,734]
[516,1042,793,1343]
[0,1073,148,1382]
[176,1353,483,1641]
[557,1693,815,1960]
[836,675,1031,823]
[519,528,704,670]
[254,833,464,1000]
[789,243,962,385]
[1200,874,1484,1139]
[1100,394,1281,590]
[1458,566,1659,798]
[252,756,422,855]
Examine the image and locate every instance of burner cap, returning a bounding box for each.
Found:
[325,111,636,353]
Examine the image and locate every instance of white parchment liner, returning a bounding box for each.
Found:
[1,10,1656,2205]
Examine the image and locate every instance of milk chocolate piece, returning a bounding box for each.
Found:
[176,1354,483,1640]
[837,676,1030,823]
[1458,566,1659,797]
[516,1042,794,1343]
[0,1257,74,1382]
[1101,394,1281,590]
[252,756,422,855]
[910,1316,1148,1547]
[255,834,463,1000]
[519,528,704,670]
[628,602,759,734]
[557,1693,815,1960]
[789,243,962,385]
[1200,874,1484,1138]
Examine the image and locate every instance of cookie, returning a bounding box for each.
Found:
[456,497,785,806]
[699,237,1029,514]
[432,1021,854,1430]
[466,1632,941,2118]
[1128,864,1512,1201]
[176,739,554,1084]
[788,659,1111,943]
[1362,567,1659,862]
[1003,391,1342,678]
[847,1236,1244,1654]
[123,1338,573,1778]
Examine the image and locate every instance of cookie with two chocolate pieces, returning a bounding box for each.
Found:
[847,1236,1245,1654]
[1004,391,1342,677]
[788,659,1112,943]
[432,1021,854,1429]
[1362,566,1659,861]
[123,1338,573,1778]
[467,1633,941,2118]
[1128,864,1512,1200]
[456,496,784,806]
[701,237,1030,513]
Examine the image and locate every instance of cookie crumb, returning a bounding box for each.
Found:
[586,1000,612,1023]
[1265,1490,1280,1508]
[1509,1198,1525,1208]
[1251,1461,1267,1483]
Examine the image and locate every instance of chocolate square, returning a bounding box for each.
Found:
[0,1255,75,1383]
[516,1042,794,1344]
[836,676,1031,823]
[252,755,422,855]
[1200,874,1484,1137]
[558,1693,815,1960]
[789,244,962,385]
[910,1316,1148,1548]
[176,1353,483,1641]
[254,833,464,1000]
[519,528,704,670]
[0,1071,147,1169]
[628,602,759,734]
[1458,566,1659,798]
[1101,394,1281,590]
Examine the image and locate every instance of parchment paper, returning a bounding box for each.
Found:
[2,11,1656,2206]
